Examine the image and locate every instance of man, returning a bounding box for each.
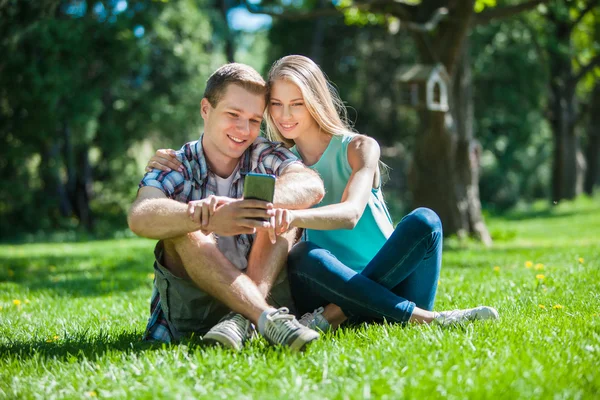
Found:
[128,63,325,351]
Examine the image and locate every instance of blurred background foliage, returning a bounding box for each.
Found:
[0,0,598,241]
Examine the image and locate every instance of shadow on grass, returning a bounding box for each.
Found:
[441,243,597,270]
[444,240,598,254]
[0,225,133,245]
[0,330,208,362]
[0,252,154,297]
[500,207,598,221]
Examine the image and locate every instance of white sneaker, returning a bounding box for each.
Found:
[434,306,499,326]
[298,307,331,333]
[203,312,254,351]
[263,307,320,351]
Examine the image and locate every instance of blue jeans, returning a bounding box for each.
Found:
[288,207,442,323]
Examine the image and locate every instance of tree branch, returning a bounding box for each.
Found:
[396,7,448,33]
[519,16,549,67]
[571,1,598,29]
[242,0,448,32]
[473,0,549,25]
[241,0,418,20]
[573,54,600,84]
[241,0,341,20]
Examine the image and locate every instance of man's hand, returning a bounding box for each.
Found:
[187,195,235,233]
[203,199,275,237]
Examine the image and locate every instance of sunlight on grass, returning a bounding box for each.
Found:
[1,198,599,398]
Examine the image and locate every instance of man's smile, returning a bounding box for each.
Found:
[228,135,246,144]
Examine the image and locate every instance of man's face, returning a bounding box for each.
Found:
[201,84,265,170]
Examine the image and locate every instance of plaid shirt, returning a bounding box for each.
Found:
[140,135,300,342]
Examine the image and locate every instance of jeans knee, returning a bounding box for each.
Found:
[288,241,318,275]
[406,207,442,236]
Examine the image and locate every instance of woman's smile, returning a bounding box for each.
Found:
[278,122,298,132]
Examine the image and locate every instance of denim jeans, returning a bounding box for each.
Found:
[288,207,442,323]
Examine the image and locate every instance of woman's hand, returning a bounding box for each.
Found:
[270,208,294,239]
[145,149,183,173]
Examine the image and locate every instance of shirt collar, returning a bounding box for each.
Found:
[191,135,209,186]
[193,133,253,186]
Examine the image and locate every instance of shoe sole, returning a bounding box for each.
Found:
[472,306,499,320]
[288,329,320,352]
[203,332,243,351]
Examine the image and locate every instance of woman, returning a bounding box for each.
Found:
[148,55,498,332]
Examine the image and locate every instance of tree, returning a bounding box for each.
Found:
[584,81,600,195]
[581,9,600,195]
[0,0,226,237]
[472,16,550,210]
[535,1,600,201]
[243,0,547,244]
[215,0,237,62]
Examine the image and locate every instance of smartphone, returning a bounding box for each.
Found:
[243,173,276,221]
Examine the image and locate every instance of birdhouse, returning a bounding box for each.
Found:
[396,64,450,112]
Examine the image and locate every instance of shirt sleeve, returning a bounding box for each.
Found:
[138,144,192,200]
[255,141,303,176]
[139,169,186,199]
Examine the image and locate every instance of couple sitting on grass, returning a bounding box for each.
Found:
[128,55,498,352]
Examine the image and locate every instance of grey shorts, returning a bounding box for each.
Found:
[153,243,296,339]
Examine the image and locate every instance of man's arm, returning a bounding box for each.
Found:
[129,187,274,239]
[128,187,202,240]
[142,148,325,209]
[273,163,324,209]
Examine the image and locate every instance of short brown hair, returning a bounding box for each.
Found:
[204,63,267,107]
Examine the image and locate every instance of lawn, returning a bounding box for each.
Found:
[1,197,599,399]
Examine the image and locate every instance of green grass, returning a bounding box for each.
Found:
[1,197,599,399]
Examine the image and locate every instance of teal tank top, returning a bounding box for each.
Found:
[290,133,394,272]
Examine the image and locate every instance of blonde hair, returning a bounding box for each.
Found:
[265,55,389,183]
[265,55,355,147]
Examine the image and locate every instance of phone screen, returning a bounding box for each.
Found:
[243,173,276,221]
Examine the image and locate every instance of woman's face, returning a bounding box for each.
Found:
[269,79,319,141]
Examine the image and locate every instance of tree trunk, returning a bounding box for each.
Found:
[74,145,94,231]
[63,118,77,209]
[450,41,491,244]
[219,0,235,62]
[410,49,490,244]
[549,78,584,201]
[62,118,94,230]
[584,84,600,195]
[409,0,491,244]
[547,8,585,202]
[309,0,328,64]
[410,111,464,233]
[40,140,72,220]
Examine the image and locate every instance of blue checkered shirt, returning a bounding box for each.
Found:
[139,135,300,342]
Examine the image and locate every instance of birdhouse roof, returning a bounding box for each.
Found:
[396,64,450,83]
